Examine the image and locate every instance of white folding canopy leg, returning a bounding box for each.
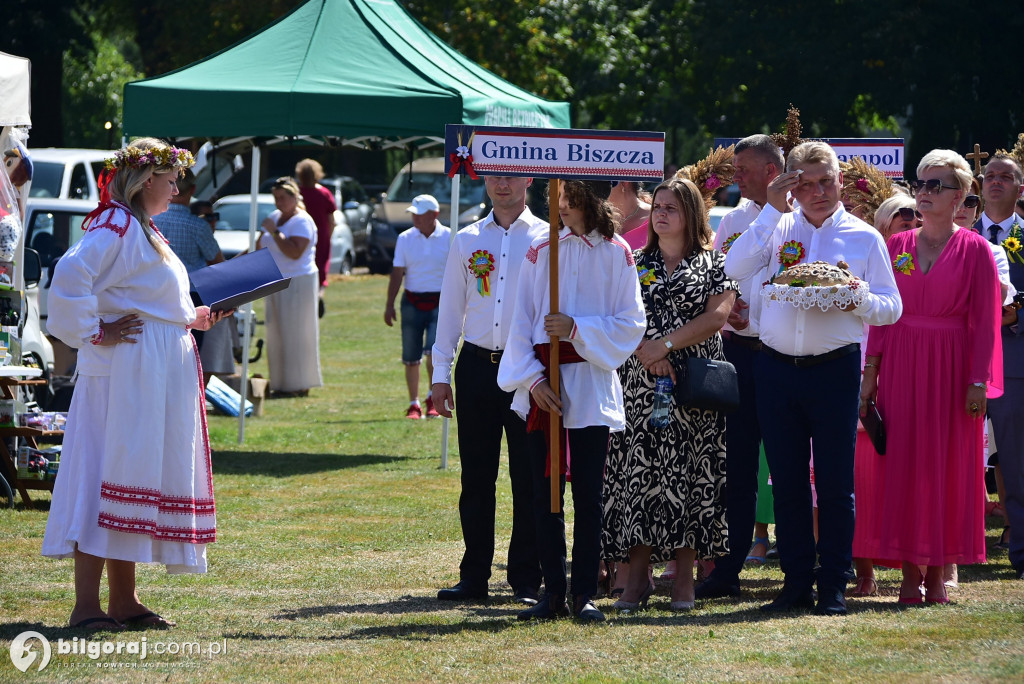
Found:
[237,144,262,444]
[440,173,461,469]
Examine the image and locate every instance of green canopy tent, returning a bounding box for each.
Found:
[122,0,569,445]
[122,0,569,144]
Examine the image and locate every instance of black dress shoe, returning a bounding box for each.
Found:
[437,581,488,602]
[814,587,848,616]
[694,577,741,600]
[573,596,605,623]
[760,584,817,613]
[1014,563,1024,581]
[516,593,569,621]
[513,587,541,606]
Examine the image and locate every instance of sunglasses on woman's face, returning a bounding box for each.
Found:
[893,207,923,222]
[910,179,959,195]
[962,194,980,209]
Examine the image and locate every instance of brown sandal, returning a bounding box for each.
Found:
[849,576,877,597]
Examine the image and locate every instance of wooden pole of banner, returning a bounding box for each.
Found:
[548,179,561,514]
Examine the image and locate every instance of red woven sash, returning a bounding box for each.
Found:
[526,341,585,476]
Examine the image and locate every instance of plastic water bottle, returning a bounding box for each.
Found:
[649,376,674,428]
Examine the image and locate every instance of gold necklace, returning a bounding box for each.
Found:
[919,228,955,249]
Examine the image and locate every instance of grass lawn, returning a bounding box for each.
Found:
[2,272,1023,682]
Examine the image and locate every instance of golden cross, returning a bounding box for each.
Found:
[966,144,989,175]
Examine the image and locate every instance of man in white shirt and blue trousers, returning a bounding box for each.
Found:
[725,142,902,615]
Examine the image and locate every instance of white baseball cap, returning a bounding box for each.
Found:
[406,194,440,215]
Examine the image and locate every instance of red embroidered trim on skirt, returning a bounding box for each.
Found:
[100,481,216,516]
[97,513,216,543]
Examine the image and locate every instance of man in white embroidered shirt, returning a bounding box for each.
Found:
[725,141,902,615]
[431,176,545,604]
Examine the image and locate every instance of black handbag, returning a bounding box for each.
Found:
[673,357,740,413]
[860,399,886,455]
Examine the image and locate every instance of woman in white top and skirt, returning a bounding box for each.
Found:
[42,138,231,630]
[259,177,323,397]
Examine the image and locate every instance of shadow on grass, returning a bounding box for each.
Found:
[212,451,409,477]
[273,594,525,622]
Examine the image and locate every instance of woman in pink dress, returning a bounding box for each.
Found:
[860,149,1002,605]
[850,193,921,598]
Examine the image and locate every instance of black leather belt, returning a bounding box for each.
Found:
[722,330,762,350]
[463,341,503,364]
[761,342,860,368]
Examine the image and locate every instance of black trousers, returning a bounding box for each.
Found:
[707,334,763,584]
[526,425,609,600]
[454,351,541,592]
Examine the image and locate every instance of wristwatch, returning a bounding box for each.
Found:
[972,382,986,389]
[663,339,674,351]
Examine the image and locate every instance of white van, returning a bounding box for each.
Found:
[28,148,114,201]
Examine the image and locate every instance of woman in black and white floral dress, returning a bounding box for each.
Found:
[602,178,736,612]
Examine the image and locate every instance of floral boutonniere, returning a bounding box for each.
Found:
[893,252,915,276]
[1002,220,1023,264]
[777,240,805,272]
[637,263,656,286]
[721,233,742,254]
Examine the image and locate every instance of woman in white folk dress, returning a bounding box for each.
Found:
[42,138,230,631]
[258,177,322,397]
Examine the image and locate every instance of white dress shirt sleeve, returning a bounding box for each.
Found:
[431,237,467,385]
[48,221,130,348]
[392,230,408,269]
[724,203,785,283]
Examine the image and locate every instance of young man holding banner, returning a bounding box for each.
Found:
[431,176,546,605]
[498,180,645,622]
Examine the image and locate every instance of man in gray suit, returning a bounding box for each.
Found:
[976,153,1024,580]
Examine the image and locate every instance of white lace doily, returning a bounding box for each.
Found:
[760,280,869,312]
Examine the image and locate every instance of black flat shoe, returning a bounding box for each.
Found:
[814,587,848,616]
[513,587,541,606]
[517,593,569,621]
[694,577,741,600]
[437,581,488,602]
[573,596,605,623]
[760,584,817,613]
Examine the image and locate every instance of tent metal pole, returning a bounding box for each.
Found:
[440,172,461,470]
[237,143,261,444]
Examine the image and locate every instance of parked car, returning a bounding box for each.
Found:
[369,157,488,274]
[212,194,355,274]
[23,197,96,328]
[319,176,373,264]
[28,148,115,201]
[17,248,54,404]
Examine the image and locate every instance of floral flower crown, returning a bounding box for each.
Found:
[103,146,195,172]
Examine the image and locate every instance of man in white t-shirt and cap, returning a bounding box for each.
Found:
[384,194,451,419]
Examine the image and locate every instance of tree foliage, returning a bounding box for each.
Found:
[62,28,144,148]
[6,0,1024,168]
